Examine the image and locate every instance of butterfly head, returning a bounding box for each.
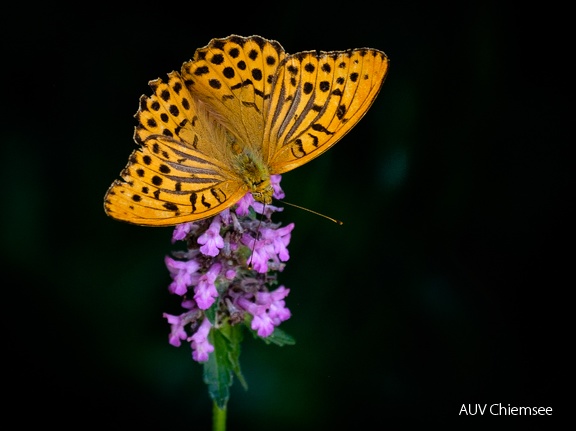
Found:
[251,183,274,205]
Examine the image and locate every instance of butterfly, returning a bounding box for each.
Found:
[104,35,389,226]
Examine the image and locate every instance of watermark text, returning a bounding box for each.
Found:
[459,403,552,416]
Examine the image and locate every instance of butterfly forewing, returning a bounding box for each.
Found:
[266,48,389,174]
[322,49,389,140]
[181,35,286,151]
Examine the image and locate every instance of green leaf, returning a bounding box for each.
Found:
[220,321,248,390]
[203,310,295,407]
[258,326,296,346]
[204,328,233,409]
[203,321,247,408]
[205,302,217,323]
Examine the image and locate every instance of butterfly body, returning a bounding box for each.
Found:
[232,146,274,204]
[104,35,389,226]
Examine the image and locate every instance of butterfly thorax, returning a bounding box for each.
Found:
[232,148,273,205]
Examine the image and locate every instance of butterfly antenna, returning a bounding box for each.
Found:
[277,200,344,225]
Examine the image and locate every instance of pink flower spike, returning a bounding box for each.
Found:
[197,216,224,257]
[162,174,295,357]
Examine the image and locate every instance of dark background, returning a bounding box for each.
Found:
[2,2,569,428]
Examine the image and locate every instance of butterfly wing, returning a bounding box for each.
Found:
[180,35,286,156]
[264,48,389,173]
[104,72,248,226]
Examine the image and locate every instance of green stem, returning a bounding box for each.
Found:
[212,401,227,431]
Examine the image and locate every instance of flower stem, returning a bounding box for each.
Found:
[212,401,227,431]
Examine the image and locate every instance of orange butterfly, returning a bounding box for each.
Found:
[104,35,389,226]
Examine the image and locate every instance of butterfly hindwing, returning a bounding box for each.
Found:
[104,70,248,225]
[104,134,248,225]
